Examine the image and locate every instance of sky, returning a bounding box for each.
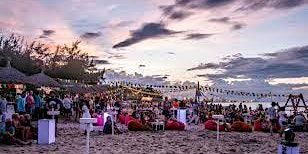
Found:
[0,0,308,98]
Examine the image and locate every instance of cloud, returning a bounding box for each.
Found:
[112,20,135,28]
[209,17,246,30]
[168,11,192,20]
[38,29,55,38]
[113,22,182,48]
[139,64,146,67]
[80,32,101,39]
[93,59,110,65]
[42,30,55,36]
[188,45,308,79]
[160,0,236,20]
[108,54,126,59]
[238,0,308,11]
[231,23,246,30]
[208,17,231,23]
[184,33,213,40]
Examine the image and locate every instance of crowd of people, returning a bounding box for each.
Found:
[0,90,307,145]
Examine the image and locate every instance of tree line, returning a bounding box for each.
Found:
[0,34,102,81]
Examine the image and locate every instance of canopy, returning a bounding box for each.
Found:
[26,72,62,87]
[0,66,27,83]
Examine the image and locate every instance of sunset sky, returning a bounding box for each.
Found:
[1,0,308,94]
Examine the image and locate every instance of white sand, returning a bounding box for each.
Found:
[1,123,308,154]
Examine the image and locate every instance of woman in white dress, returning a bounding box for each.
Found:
[278,107,288,137]
[80,103,93,134]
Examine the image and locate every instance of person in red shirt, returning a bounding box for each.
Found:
[26,91,35,115]
[173,99,179,109]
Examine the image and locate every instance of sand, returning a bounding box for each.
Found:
[1,122,308,154]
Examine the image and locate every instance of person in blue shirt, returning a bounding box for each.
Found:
[0,95,7,123]
[34,91,42,120]
[16,92,26,115]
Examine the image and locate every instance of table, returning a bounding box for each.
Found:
[47,108,60,119]
[212,115,224,141]
[80,118,97,154]
[38,119,55,144]
[177,109,187,130]
[152,120,165,131]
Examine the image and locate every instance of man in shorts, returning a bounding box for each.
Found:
[267,102,277,136]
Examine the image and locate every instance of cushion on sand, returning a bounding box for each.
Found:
[125,115,135,126]
[204,120,225,131]
[231,121,252,132]
[127,120,147,131]
[165,120,185,131]
[96,114,103,126]
[119,114,125,124]
[253,119,263,131]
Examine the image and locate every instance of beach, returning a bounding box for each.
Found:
[1,122,308,154]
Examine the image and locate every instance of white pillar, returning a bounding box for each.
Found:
[80,118,97,154]
[217,119,219,141]
[86,124,90,154]
[111,115,114,136]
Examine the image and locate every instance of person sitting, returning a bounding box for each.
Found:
[103,116,122,134]
[140,114,153,131]
[12,114,28,141]
[1,119,31,145]
[294,112,306,132]
[254,115,270,132]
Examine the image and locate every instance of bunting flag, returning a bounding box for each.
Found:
[105,80,290,99]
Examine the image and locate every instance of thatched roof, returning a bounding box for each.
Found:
[26,72,62,87]
[63,84,108,93]
[90,85,108,92]
[63,85,91,93]
[0,66,27,83]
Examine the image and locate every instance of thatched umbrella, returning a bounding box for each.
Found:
[0,60,27,83]
[64,85,90,94]
[90,85,108,92]
[26,72,62,87]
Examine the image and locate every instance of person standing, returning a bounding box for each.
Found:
[46,92,61,136]
[278,107,288,137]
[34,91,42,120]
[16,92,26,115]
[0,94,7,123]
[294,112,306,132]
[26,91,35,115]
[189,101,199,125]
[266,102,277,136]
[62,95,72,119]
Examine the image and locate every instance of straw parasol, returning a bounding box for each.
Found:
[64,85,90,94]
[26,72,62,87]
[0,59,27,83]
[90,85,108,92]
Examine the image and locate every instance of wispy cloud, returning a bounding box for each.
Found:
[184,33,213,40]
[38,29,56,38]
[231,23,246,30]
[80,32,101,39]
[113,22,182,48]
[188,45,308,79]
[93,59,110,65]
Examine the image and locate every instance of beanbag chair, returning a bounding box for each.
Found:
[254,119,262,131]
[96,114,103,126]
[125,115,135,126]
[127,120,147,131]
[231,121,252,132]
[204,120,225,131]
[165,120,185,131]
[119,114,125,124]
